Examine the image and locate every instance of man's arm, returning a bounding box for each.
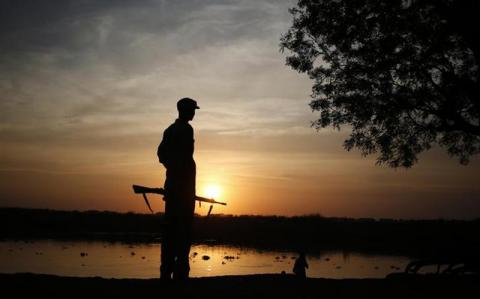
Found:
[186,123,194,157]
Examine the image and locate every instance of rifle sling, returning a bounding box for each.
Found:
[142,193,154,213]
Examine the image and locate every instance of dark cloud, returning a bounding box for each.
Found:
[0,0,302,131]
[0,0,293,71]
[0,0,141,54]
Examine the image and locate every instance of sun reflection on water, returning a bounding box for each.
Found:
[0,240,410,279]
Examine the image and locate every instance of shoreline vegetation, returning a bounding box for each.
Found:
[1,207,479,258]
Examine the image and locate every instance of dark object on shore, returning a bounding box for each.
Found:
[388,256,480,278]
[293,253,309,278]
[202,255,210,261]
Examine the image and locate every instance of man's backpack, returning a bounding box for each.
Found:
[157,138,169,167]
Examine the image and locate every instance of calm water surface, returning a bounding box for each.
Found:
[0,240,410,279]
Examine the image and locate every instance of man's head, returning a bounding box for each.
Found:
[177,97,199,121]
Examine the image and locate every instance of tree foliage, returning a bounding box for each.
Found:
[280,0,480,167]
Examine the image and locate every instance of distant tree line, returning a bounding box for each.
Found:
[1,208,479,257]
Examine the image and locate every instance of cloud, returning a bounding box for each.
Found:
[0,0,314,179]
[0,0,294,71]
[0,0,312,146]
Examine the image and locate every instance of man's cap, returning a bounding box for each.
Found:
[177,97,200,111]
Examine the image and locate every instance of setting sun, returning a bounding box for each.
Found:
[204,185,221,199]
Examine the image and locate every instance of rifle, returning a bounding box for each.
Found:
[132,184,226,216]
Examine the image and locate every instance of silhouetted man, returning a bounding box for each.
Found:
[293,252,308,279]
[157,97,199,280]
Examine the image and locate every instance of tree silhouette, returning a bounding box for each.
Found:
[280,0,480,167]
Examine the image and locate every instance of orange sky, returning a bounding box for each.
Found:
[1,0,479,219]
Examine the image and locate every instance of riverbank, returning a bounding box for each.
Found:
[1,273,478,297]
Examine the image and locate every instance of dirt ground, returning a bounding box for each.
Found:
[0,273,478,297]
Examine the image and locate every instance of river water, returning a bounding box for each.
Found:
[0,240,410,279]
